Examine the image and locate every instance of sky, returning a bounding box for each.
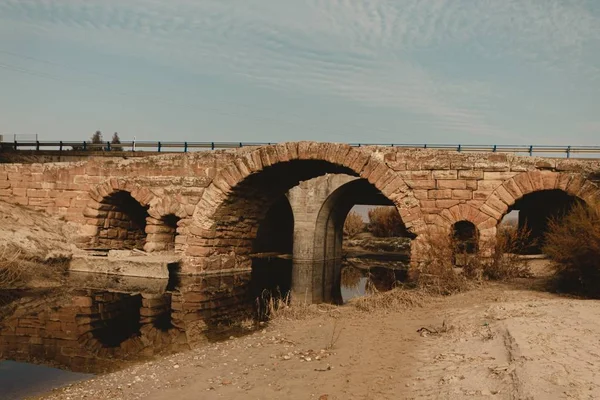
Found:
[0,0,599,145]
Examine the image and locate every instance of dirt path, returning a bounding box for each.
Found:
[40,284,600,400]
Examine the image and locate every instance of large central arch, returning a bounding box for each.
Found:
[185,143,417,276]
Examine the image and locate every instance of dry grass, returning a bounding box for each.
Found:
[0,244,69,289]
[350,285,429,312]
[257,291,339,321]
[544,201,600,297]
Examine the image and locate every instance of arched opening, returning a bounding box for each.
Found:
[312,177,412,304]
[503,189,583,254]
[453,220,478,254]
[94,191,149,250]
[89,292,142,348]
[251,194,294,318]
[451,220,479,266]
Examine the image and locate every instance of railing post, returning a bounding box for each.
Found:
[457,144,462,152]
[211,142,215,150]
[424,144,427,149]
[493,145,497,152]
[59,141,63,152]
[184,142,188,153]
[14,140,17,150]
[157,142,161,152]
[36,140,40,151]
[107,141,111,151]
[529,145,533,156]
[83,141,87,151]
[567,146,571,159]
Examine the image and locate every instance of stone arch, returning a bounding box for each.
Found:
[482,171,600,224]
[452,220,479,254]
[85,179,186,252]
[186,142,417,273]
[309,177,401,303]
[480,171,600,254]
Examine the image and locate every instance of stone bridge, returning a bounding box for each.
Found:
[2,142,600,305]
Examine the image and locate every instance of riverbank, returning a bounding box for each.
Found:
[0,201,81,290]
[39,279,600,400]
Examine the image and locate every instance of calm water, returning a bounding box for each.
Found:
[0,258,406,398]
[0,361,91,400]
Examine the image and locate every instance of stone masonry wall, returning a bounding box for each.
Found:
[1,144,599,277]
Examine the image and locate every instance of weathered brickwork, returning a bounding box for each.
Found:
[1,143,600,279]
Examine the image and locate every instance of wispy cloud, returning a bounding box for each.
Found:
[1,0,599,140]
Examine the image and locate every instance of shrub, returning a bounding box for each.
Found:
[411,228,470,295]
[367,206,407,237]
[343,211,365,238]
[543,202,600,297]
[483,225,532,280]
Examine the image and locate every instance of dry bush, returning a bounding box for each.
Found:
[411,229,471,295]
[483,225,532,280]
[367,206,408,237]
[343,211,365,238]
[543,202,600,297]
[351,285,428,312]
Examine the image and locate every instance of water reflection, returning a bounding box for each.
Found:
[0,271,253,375]
[340,263,408,303]
[0,257,407,379]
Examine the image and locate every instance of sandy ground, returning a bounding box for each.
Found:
[38,280,600,400]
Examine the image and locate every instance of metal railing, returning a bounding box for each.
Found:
[1,140,599,158]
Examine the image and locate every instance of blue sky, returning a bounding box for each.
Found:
[0,0,599,145]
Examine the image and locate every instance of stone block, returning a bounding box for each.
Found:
[435,199,460,209]
[541,171,558,190]
[483,171,518,180]
[527,171,544,191]
[437,180,466,189]
[428,189,452,199]
[451,190,472,200]
[486,194,508,214]
[477,180,503,191]
[410,171,432,180]
[432,170,457,179]
[465,180,478,190]
[458,170,484,179]
[413,190,428,200]
[480,203,502,220]
[513,173,533,194]
[406,180,436,189]
[494,185,515,206]
[502,179,523,199]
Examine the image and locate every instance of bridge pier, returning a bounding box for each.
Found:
[287,174,357,304]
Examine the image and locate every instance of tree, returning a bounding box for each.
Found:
[111,132,123,151]
[367,206,408,237]
[343,211,365,238]
[91,131,103,144]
